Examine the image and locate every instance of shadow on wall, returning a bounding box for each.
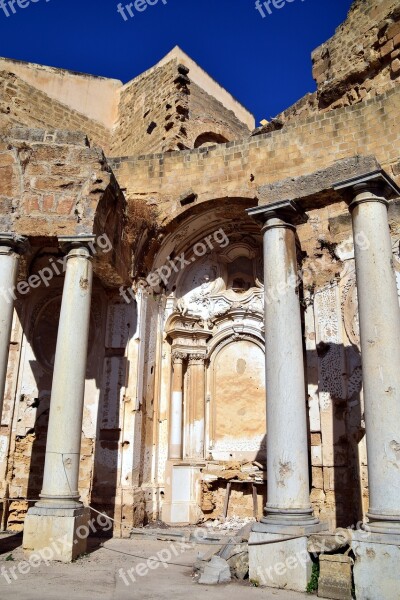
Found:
[305,341,364,529]
[4,271,129,537]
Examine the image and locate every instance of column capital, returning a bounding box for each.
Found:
[58,235,96,255]
[188,352,206,365]
[172,351,187,364]
[0,233,29,255]
[334,169,400,210]
[247,200,308,230]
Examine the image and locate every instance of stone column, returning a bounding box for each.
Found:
[23,235,95,562]
[335,173,400,535]
[0,234,26,419]
[247,201,324,592]
[186,353,206,460]
[334,169,400,600]
[249,201,319,528]
[169,351,186,459]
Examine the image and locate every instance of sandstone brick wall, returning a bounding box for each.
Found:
[312,0,400,109]
[274,0,400,125]
[0,127,130,285]
[187,80,250,148]
[109,58,250,157]
[0,71,111,151]
[110,86,399,238]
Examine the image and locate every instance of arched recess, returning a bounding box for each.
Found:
[206,328,266,465]
[194,132,229,148]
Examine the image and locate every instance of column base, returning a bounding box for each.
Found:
[365,509,400,535]
[352,531,400,600]
[23,506,90,562]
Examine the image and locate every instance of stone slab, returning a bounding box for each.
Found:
[248,532,311,593]
[352,537,400,600]
[318,553,353,600]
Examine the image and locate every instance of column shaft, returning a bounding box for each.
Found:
[169,352,185,459]
[37,242,93,509]
[187,354,206,460]
[349,187,400,533]
[0,240,20,418]
[262,217,316,526]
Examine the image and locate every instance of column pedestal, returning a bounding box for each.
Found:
[247,202,326,591]
[23,236,94,562]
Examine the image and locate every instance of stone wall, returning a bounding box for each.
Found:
[110,85,399,243]
[0,72,111,151]
[312,0,400,109]
[0,0,400,532]
[110,58,250,157]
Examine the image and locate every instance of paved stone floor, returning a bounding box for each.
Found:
[0,533,310,600]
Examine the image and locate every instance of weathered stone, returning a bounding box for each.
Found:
[318,554,353,600]
[352,537,400,600]
[308,530,351,554]
[198,556,231,585]
[227,551,249,580]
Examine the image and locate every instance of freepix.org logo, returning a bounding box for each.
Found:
[255,0,305,19]
[0,0,51,18]
[117,0,168,22]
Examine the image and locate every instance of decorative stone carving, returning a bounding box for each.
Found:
[314,284,346,409]
[172,351,187,363]
[188,353,206,365]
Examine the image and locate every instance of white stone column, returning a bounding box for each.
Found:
[187,353,206,460]
[247,201,324,592]
[169,351,185,459]
[335,174,400,535]
[334,169,400,600]
[250,201,318,528]
[0,234,25,419]
[23,235,95,562]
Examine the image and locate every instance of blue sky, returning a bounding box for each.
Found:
[0,0,354,124]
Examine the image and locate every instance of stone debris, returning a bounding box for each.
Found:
[195,528,250,582]
[203,516,255,532]
[198,556,232,585]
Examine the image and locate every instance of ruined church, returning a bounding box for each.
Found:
[0,0,400,597]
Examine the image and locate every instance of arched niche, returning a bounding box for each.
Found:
[194,132,229,148]
[207,332,266,464]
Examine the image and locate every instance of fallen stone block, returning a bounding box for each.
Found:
[198,556,231,585]
[227,551,249,580]
[308,529,351,554]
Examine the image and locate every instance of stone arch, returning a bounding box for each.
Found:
[194,132,230,148]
